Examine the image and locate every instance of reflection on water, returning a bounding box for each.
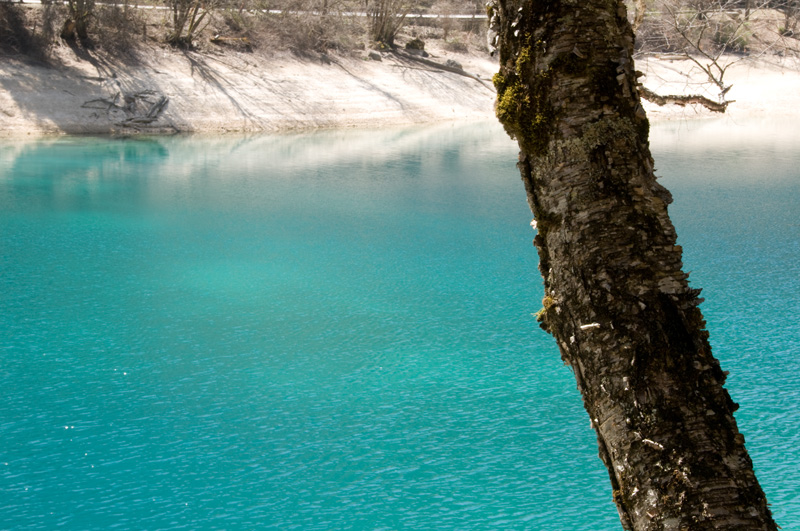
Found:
[1,118,798,530]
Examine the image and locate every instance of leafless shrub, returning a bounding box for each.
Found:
[93,2,146,56]
[219,3,252,34]
[443,38,468,52]
[636,1,799,55]
[366,0,412,46]
[0,2,59,59]
[254,0,362,53]
[431,0,458,39]
[1,4,36,54]
[41,0,62,43]
[777,0,799,36]
[167,0,216,47]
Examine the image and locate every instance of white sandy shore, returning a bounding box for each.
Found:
[0,44,499,137]
[1,42,799,138]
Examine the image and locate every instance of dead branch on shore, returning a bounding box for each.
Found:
[82,89,170,126]
[117,94,169,125]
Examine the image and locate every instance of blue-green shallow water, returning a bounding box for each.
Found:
[1,120,798,530]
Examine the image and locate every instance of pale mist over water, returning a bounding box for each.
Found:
[1,119,798,530]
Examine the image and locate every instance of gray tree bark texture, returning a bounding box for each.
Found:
[489,1,779,529]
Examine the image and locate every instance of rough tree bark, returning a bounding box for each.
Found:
[488,0,779,529]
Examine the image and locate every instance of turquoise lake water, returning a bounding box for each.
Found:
[1,120,798,529]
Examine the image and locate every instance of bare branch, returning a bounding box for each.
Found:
[640,85,731,112]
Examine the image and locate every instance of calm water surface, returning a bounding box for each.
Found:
[1,120,798,530]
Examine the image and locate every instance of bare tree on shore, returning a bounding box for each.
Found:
[632,0,800,109]
[365,0,412,46]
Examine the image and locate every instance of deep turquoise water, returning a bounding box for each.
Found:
[1,120,798,530]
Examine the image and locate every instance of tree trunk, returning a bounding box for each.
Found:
[61,0,92,42]
[489,1,778,529]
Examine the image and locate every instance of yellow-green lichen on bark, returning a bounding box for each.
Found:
[493,35,557,157]
[535,294,558,330]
